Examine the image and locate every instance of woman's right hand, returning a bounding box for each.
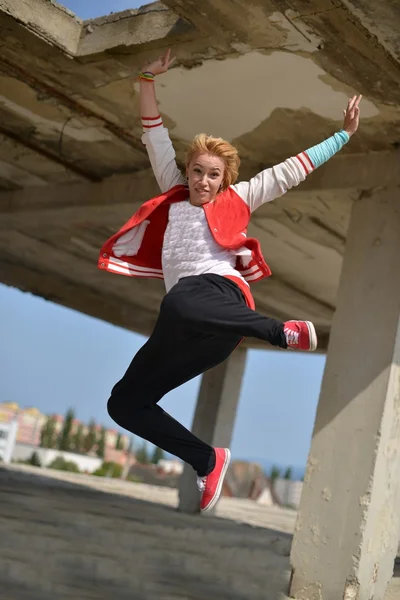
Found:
[141,48,176,77]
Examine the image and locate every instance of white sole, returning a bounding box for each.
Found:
[305,321,318,351]
[201,448,231,513]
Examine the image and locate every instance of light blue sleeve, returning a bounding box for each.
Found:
[305,130,350,169]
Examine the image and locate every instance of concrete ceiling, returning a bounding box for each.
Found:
[0,0,399,350]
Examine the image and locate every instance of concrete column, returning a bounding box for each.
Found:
[178,345,247,514]
[289,188,400,600]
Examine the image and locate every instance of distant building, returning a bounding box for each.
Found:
[157,459,183,475]
[274,478,303,508]
[223,461,272,501]
[0,403,45,446]
[0,420,18,463]
[12,443,102,473]
[0,402,131,465]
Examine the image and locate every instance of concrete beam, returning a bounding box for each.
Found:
[274,0,400,104]
[78,4,194,57]
[1,240,332,350]
[0,129,87,186]
[297,149,400,193]
[0,169,158,217]
[0,230,158,336]
[0,0,197,59]
[162,0,250,37]
[0,258,157,339]
[0,0,82,56]
[161,0,283,46]
[178,346,248,514]
[1,151,398,221]
[289,186,400,599]
[0,222,334,346]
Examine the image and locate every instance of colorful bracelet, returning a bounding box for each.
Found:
[138,71,155,82]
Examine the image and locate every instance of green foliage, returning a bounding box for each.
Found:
[127,436,134,454]
[151,446,165,465]
[58,408,75,451]
[127,474,143,483]
[40,416,57,449]
[283,467,292,480]
[270,465,281,485]
[93,461,123,478]
[96,427,106,459]
[72,423,84,453]
[82,419,97,453]
[27,451,42,467]
[135,442,149,465]
[48,456,80,473]
[115,432,123,450]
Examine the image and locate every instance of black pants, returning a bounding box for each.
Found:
[107,274,286,476]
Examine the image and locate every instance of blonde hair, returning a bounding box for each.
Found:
[186,134,240,191]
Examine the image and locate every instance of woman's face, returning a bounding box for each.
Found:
[186,152,225,206]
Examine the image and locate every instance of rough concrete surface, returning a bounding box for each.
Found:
[1,464,399,600]
[0,0,399,349]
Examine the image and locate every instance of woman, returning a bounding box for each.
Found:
[99,49,361,512]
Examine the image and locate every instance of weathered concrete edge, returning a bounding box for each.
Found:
[0,0,195,58]
[77,4,195,57]
[0,0,82,55]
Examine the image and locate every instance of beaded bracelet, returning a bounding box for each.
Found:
[138,71,155,82]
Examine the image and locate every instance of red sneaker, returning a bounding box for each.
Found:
[197,448,231,512]
[283,320,317,351]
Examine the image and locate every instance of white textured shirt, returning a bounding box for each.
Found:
[162,200,242,292]
[142,126,308,293]
[112,125,310,291]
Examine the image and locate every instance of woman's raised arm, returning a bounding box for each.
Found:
[234,95,362,213]
[139,49,186,193]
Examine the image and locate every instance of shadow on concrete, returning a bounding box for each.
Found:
[0,466,292,600]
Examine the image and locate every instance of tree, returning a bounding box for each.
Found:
[96,427,106,459]
[48,456,80,473]
[58,408,75,451]
[28,451,41,467]
[127,435,134,454]
[40,416,57,448]
[270,465,281,488]
[122,435,135,480]
[72,423,84,454]
[283,466,293,480]
[82,419,97,453]
[93,462,123,478]
[135,442,149,465]
[151,446,165,465]
[115,432,123,450]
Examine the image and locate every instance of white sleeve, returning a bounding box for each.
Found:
[141,126,187,193]
[232,155,310,213]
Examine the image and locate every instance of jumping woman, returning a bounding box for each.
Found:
[100,49,361,512]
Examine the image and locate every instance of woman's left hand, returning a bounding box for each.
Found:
[343,94,362,137]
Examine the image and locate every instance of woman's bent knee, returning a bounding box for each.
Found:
[107,385,151,430]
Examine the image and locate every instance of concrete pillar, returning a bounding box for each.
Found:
[289,188,400,600]
[178,345,247,514]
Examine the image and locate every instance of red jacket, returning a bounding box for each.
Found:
[98,184,271,283]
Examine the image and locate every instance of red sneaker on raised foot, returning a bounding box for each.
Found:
[197,448,231,513]
[284,320,317,351]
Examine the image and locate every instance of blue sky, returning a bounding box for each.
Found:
[63,1,148,19]
[1,0,326,476]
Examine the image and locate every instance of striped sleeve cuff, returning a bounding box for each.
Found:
[142,115,163,130]
[294,151,315,176]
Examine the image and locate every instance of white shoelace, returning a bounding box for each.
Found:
[197,476,206,492]
[284,329,299,345]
